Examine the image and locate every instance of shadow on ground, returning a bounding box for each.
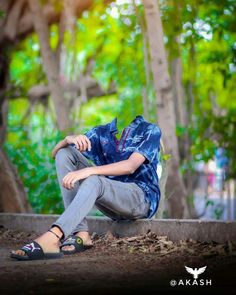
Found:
[0,228,235,295]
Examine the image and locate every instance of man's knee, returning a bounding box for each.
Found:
[55,147,74,166]
[84,175,100,184]
[82,175,103,192]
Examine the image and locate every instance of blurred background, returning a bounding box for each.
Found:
[0,0,235,220]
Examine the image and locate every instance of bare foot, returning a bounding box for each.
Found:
[11,228,63,257]
[61,231,93,252]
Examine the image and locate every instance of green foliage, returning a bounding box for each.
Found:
[10,34,46,92]
[5,139,63,214]
[5,94,125,213]
[5,0,236,214]
[79,95,122,131]
[164,0,236,177]
[162,154,171,161]
[5,99,64,213]
[0,10,6,19]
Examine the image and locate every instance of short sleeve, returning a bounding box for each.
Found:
[84,127,99,143]
[134,125,161,164]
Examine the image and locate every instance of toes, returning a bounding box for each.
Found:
[62,245,75,251]
[11,249,26,256]
[65,246,74,250]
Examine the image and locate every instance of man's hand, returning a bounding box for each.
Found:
[62,167,93,190]
[65,135,91,152]
[51,134,91,158]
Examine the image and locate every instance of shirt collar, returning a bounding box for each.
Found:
[129,115,145,127]
[109,115,144,132]
[109,117,117,132]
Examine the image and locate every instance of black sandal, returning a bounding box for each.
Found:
[60,235,93,255]
[10,230,64,261]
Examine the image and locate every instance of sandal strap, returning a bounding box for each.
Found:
[60,235,83,248]
[48,229,62,240]
[21,241,44,260]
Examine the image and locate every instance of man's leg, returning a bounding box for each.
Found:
[51,175,150,239]
[11,146,88,258]
[55,146,93,233]
[11,175,149,257]
[95,176,150,221]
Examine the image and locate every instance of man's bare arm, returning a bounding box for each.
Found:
[90,152,145,176]
[62,153,146,189]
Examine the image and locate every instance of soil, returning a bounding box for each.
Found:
[0,227,236,295]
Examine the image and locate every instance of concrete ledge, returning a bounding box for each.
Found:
[0,213,236,243]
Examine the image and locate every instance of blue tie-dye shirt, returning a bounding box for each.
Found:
[82,115,162,218]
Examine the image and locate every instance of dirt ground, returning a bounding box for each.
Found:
[0,227,236,295]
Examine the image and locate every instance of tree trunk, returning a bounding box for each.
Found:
[155,156,168,219]
[184,36,198,218]
[142,0,189,218]
[132,0,150,119]
[28,0,71,132]
[172,55,198,218]
[171,40,186,128]
[0,42,32,213]
[0,0,13,42]
[0,46,8,145]
[171,54,187,161]
[58,0,82,125]
[0,148,32,212]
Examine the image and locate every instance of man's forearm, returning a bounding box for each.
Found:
[61,153,145,189]
[52,139,68,158]
[89,160,135,176]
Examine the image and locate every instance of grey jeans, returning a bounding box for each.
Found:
[52,146,150,239]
